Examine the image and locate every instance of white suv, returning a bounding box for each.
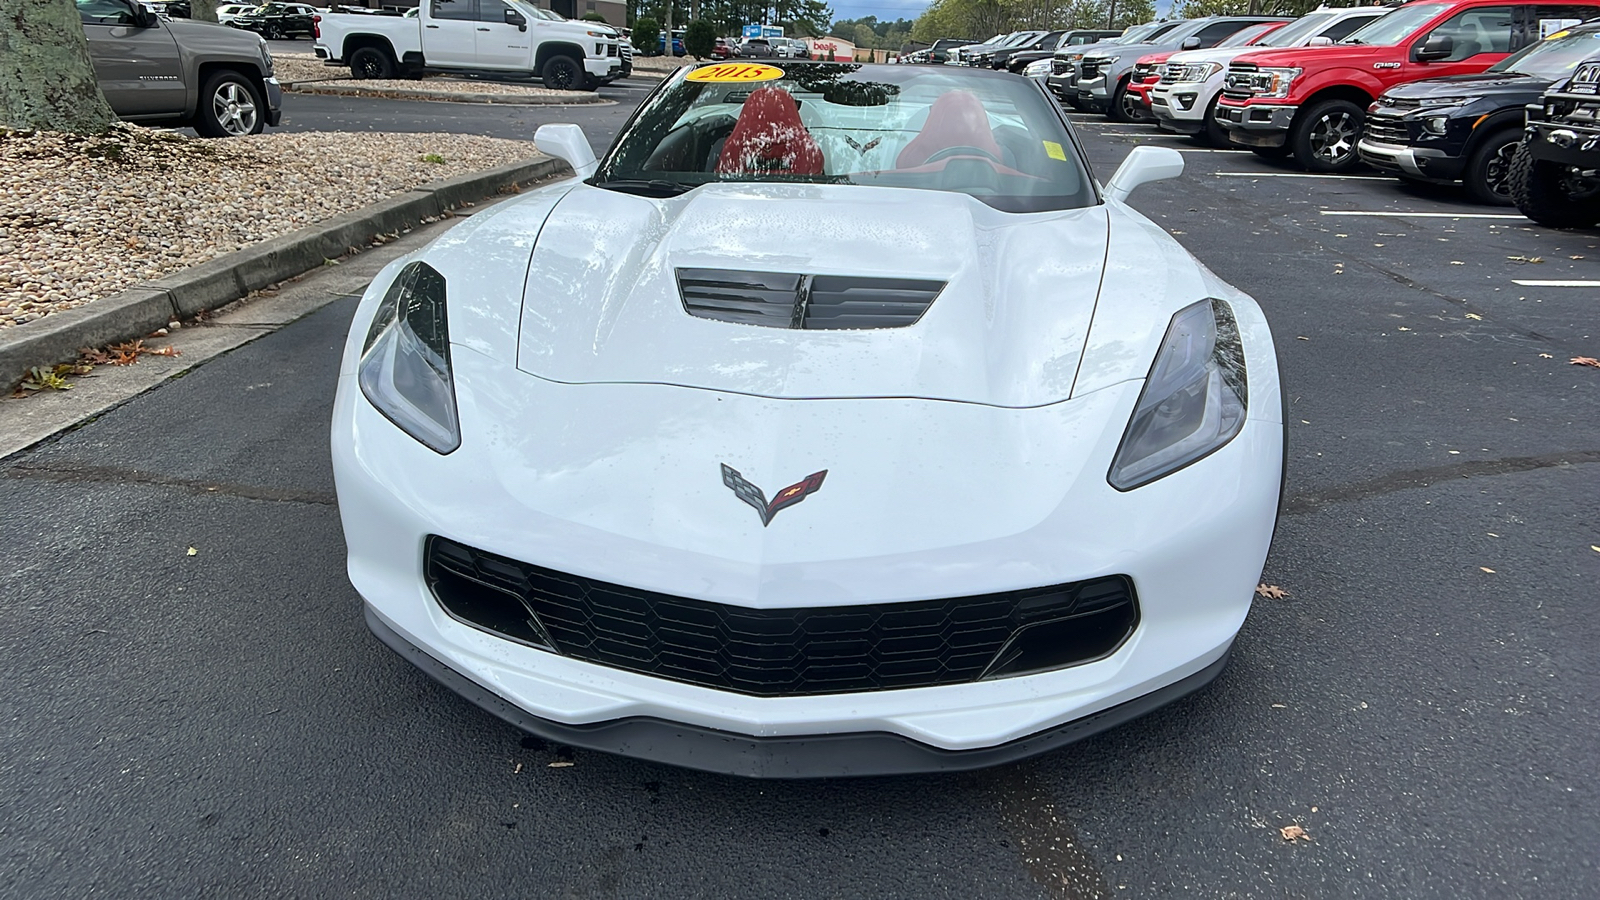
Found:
[1151,6,1390,144]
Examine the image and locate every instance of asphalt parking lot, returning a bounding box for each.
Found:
[1,92,1597,898]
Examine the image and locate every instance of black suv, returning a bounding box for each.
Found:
[1510,47,1600,227]
[229,3,316,41]
[1360,23,1600,205]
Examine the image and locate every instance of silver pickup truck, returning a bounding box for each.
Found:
[78,0,283,137]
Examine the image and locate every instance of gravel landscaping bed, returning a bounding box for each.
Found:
[0,125,540,329]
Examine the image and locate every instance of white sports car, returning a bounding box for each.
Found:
[332,61,1285,777]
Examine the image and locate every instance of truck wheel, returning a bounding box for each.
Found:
[350,47,395,80]
[1200,96,1230,147]
[1508,142,1600,228]
[1290,99,1365,173]
[542,54,583,91]
[1463,128,1520,206]
[1106,77,1137,123]
[195,71,264,138]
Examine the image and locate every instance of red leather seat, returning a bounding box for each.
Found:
[895,90,1004,169]
[715,87,825,176]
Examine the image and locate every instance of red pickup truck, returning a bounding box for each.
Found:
[1216,0,1600,171]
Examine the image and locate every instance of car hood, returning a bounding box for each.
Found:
[1382,70,1549,100]
[512,183,1110,408]
[1230,43,1387,68]
[1165,45,1269,67]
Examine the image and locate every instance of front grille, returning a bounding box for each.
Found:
[677,268,944,330]
[607,43,618,57]
[1364,115,1409,145]
[1079,60,1103,80]
[1052,58,1069,75]
[425,537,1140,697]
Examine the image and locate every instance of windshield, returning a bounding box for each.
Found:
[1342,3,1445,45]
[1217,23,1283,48]
[594,63,1094,214]
[1491,28,1600,78]
[1258,12,1336,47]
[1114,23,1162,43]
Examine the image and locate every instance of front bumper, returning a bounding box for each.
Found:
[333,344,1283,774]
[1525,119,1600,167]
[263,76,282,127]
[1215,100,1298,147]
[1356,137,1460,181]
[1150,80,1215,133]
[368,602,1234,778]
[584,56,621,79]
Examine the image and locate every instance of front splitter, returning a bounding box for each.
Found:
[365,602,1233,779]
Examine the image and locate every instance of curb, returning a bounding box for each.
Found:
[0,156,569,390]
[284,82,604,104]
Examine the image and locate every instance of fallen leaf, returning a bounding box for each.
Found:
[1528,256,1544,264]
[186,547,198,556]
[1480,567,1496,573]
[1465,313,1483,320]
[1280,824,1311,842]
[1255,584,1286,600]
[547,761,575,768]
[1450,261,1464,265]
[1539,353,1554,359]
[513,762,522,774]
[1296,336,1309,341]
[1448,450,1461,454]
[1398,326,1411,331]
[1571,357,1600,369]
[1591,546,1599,553]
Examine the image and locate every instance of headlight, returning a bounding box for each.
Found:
[1108,299,1248,490]
[1025,59,1051,76]
[1421,116,1449,135]
[1184,62,1223,81]
[1418,96,1470,109]
[357,261,461,454]
[586,30,609,37]
[1231,66,1300,99]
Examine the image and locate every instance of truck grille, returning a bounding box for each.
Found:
[1079,60,1103,80]
[1222,63,1258,100]
[425,536,1140,697]
[1052,58,1069,75]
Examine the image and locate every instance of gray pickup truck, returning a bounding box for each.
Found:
[77,0,283,137]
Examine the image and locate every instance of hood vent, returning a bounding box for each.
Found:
[677,268,944,330]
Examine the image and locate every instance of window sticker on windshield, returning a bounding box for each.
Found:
[1043,141,1067,161]
[1540,18,1581,39]
[686,64,785,84]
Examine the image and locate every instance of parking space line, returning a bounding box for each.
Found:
[1213,172,1389,179]
[1318,210,1525,219]
[1511,280,1600,287]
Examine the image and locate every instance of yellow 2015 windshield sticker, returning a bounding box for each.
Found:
[686,63,786,84]
[1043,141,1067,161]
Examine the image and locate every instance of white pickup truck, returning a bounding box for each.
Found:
[312,0,622,91]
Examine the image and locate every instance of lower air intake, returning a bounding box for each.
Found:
[425,536,1139,697]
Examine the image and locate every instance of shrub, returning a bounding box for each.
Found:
[683,19,717,60]
[632,17,659,54]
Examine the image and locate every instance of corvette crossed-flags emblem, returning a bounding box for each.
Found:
[720,464,827,527]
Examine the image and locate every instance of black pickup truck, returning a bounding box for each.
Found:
[1511,45,1600,227]
[77,0,282,137]
[1359,22,1600,205]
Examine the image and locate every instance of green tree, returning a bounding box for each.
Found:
[632,15,660,52]
[0,0,117,133]
[684,18,717,58]
[189,0,219,23]
[582,11,610,22]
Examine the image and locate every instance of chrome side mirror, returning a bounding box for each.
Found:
[1104,146,1185,202]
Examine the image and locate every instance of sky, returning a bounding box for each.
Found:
[826,0,1175,25]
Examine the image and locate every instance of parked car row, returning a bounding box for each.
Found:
[1043,3,1600,220]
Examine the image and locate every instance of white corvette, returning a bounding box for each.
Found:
[332,62,1285,777]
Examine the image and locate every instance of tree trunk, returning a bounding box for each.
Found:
[0,0,117,133]
[190,0,219,24]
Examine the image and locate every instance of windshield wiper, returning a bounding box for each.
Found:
[589,178,696,198]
